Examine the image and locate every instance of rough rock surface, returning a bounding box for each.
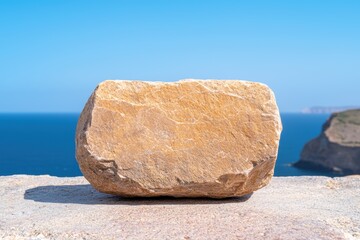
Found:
[1,175,360,240]
[76,80,282,198]
[295,109,360,174]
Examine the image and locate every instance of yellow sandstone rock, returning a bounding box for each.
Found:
[76,80,282,198]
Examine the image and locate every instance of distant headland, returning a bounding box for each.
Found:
[301,106,360,114]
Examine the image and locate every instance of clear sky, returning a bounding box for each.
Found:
[0,0,359,112]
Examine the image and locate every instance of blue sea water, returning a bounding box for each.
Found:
[0,113,333,177]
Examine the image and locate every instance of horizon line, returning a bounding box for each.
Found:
[0,111,327,114]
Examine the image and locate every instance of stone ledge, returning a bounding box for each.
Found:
[1,175,359,240]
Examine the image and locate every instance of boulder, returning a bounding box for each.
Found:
[75,79,282,198]
[295,109,360,175]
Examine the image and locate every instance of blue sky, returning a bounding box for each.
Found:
[0,0,359,112]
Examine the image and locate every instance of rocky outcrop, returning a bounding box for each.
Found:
[76,79,282,198]
[295,109,360,174]
[2,175,360,239]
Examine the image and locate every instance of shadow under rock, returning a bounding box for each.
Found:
[24,184,253,205]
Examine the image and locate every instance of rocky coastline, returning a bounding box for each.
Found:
[295,109,360,175]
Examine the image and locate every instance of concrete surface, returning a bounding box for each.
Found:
[1,175,359,240]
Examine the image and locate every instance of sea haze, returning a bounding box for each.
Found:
[0,113,335,177]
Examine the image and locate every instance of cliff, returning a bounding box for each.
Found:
[1,175,359,239]
[295,109,360,174]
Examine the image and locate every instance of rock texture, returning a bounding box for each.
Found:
[295,109,360,174]
[1,175,360,240]
[76,80,282,198]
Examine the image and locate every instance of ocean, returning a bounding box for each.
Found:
[0,113,335,177]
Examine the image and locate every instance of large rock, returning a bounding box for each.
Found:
[76,79,282,198]
[295,109,360,174]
